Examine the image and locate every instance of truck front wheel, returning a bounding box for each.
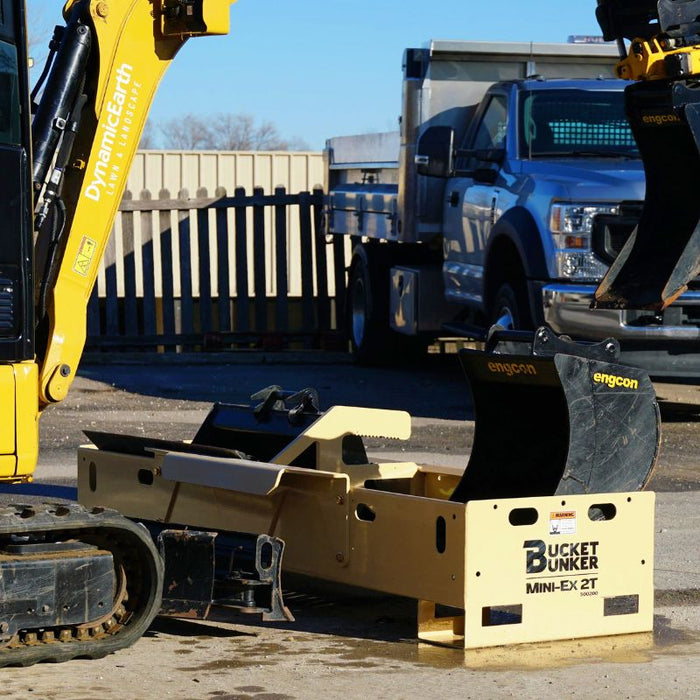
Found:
[490,281,533,331]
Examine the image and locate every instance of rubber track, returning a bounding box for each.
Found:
[0,502,163,667]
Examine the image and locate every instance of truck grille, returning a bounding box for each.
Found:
[591,203,643,264]
[0,278,14,334]
[592,204,700,295]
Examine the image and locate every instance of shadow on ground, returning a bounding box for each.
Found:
[78,352,473,421]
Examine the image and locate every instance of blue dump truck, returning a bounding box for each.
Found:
[325,40,700,375]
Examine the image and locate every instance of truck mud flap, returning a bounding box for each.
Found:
[593,79,700,310]
[449,328,660,503]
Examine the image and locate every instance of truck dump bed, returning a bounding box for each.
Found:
[326,40,620,244]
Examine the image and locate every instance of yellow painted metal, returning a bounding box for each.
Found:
[460,631,655,670]
[0,457,16,478]
[78,447,355,578]
[78,447,466,602]
[0,363,39,481]
[420,492,655,648]
[616,37,700,80]
[0,368,16,467]
[38,0,235,407]
[271,405,411,477]
[12,363,39,481]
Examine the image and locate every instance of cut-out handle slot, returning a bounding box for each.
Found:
[509,507,538,526]
[588,503,617,521]
[355,503,376,522]
[482,604,523,627]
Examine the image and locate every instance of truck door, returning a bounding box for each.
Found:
[443,94,507,308]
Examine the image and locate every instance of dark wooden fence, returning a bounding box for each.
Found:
[86,186,349,352]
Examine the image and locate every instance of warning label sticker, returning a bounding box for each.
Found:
[73,236,97,277]
[549,510,577,536]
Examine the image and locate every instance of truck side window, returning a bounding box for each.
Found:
[457,95,507,172]
[0,40,21,146]
[472,95,508,151]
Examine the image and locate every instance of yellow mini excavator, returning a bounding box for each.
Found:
[0,0,247,666]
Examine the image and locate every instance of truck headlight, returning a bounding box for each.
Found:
[549,203,618,281]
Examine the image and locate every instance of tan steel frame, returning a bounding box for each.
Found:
[77,405,654,649]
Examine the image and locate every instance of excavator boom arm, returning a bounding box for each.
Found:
[36,0,232,404]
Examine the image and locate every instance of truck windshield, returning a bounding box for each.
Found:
[520,89,639,159]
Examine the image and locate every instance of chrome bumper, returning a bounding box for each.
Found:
[541,283,700,341]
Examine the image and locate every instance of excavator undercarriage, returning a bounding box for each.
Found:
[0,503,162,666]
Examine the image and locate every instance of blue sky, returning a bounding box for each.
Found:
[29,1,605,149]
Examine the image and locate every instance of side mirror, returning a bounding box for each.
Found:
[456,146,506,165]
[474,147,505,164]
[455,144,505,184]
[415,126,455,178]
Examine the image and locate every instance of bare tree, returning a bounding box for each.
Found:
[138,119,157,149]
[208,113,255,150]
[27,1,52,71]
[158,114,212,149]
[158,113,308,151]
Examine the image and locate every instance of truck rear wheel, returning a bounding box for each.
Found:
[347,248,395,364]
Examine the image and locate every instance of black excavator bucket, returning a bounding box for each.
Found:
[593,79,700,310]
[449,327,660,503]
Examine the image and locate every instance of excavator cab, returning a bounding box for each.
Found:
[0,0,33,365]
[593,0,700,309]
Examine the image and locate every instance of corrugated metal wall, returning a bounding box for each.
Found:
[126,150,324,197]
